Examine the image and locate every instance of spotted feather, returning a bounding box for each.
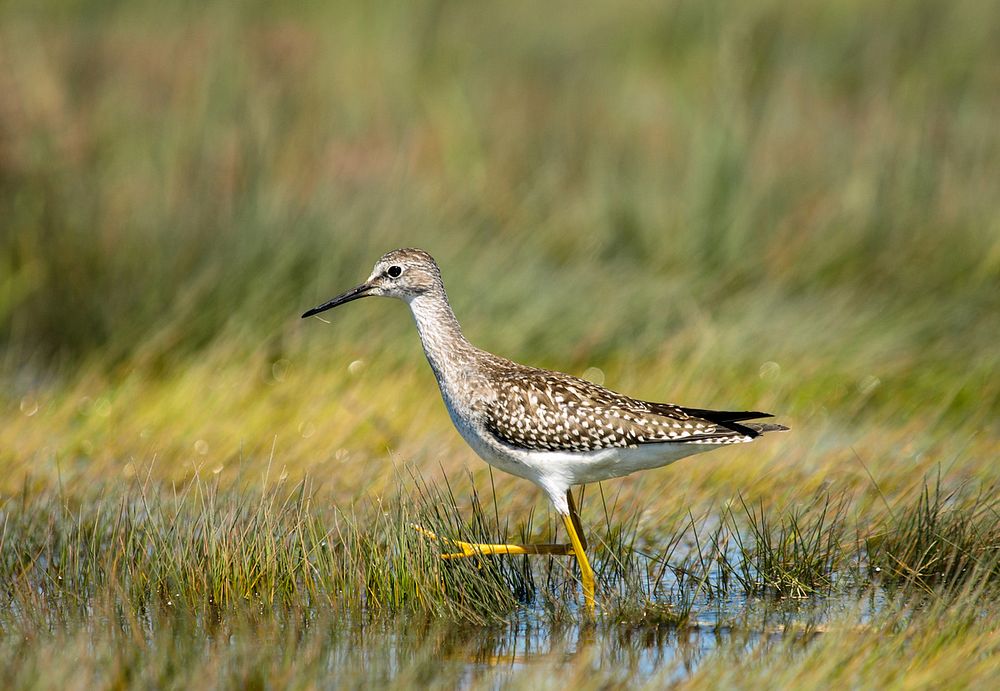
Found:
[483,366,781,453]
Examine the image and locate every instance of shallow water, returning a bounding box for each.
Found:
[279,577,886,687]
[201,572,884,688]
[432,593,871,685]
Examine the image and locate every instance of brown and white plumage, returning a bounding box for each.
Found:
[485,365,784,452]
[303,247,787,515]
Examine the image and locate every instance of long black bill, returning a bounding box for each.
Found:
[301,283,373,318]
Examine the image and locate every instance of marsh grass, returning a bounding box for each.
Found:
[867,475,1000,590]
[3,470,1000,688]
[682,581,1000,690]
[1,472,521,625]
[719,493,849,598]
[0,469,693,628]
[6,467,996,627]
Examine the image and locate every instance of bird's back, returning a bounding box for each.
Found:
[475,355,786,455]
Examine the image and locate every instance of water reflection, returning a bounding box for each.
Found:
[407,589,860,686]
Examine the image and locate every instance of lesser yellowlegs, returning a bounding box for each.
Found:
[303,248,787,611]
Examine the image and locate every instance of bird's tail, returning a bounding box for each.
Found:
[678,407,789,438]
[744,422,789,434]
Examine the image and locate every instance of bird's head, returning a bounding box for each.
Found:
[301,248,442,318]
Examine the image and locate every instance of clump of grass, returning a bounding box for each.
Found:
[867,477,1000,589]
[589,485,695,626]
[4,468,712,627]
[722,494,849,598]
[672,493,849,601]
[0,471,533,626]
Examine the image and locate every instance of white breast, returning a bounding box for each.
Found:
[439,385,536,480]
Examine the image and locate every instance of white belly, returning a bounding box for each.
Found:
[436,381,716,512]
[514,443,711,486]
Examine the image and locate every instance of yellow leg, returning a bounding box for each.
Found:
[413,525,573,559]
[566,488,587,552]
[561,513,596,613]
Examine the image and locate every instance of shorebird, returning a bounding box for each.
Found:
[303,248,786,611]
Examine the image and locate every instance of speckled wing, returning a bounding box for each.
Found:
[484,370,771,453]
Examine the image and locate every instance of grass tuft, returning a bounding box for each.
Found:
[868,475,1000,590]
[722,493,849,598]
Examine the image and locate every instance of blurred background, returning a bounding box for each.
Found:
[1,0,998,507]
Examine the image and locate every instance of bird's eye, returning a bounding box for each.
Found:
[387,265,402,278]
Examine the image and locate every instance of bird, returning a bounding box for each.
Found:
[302,248,787,611]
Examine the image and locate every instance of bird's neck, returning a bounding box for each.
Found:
[407,289,477,385]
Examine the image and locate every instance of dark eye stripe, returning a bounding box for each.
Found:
[387,265,402,278]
